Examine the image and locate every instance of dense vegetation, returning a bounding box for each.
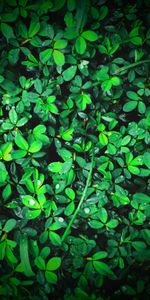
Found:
[0,0,150,299]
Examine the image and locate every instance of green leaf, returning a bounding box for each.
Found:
[21,195,40,209]
[138,101,146,114]
[82,30,98,41]
[101,79,112,92]
[12,150,27,159]
[98,45,107,54]
[97,67,109,81]
[1,8,19,23]
[123,285,136,295]
[33,125,46,135]
[49,231,62,246]
[49,103,59,114]
[3,219,16,232]
[0,241,6,260]
[6,245,17,264]
[128,165,140,175]
[121,135,131,146]
[28,21,40,38]
[62,66,77,81]
[123,101,137,112]
[76,93,92,110]
[129,27,139,38]
[65,187,75,200]
[93,261,113,276]
[141,229,150,246]
[28,54,39,64]
[2,184,11,201]
[1,23,15,39]
[45,271,57,284]
[131,36,142,45]
[34,256,46,270]
[40,49,52,63]
[127,91,141,100]
[133,193,150,204]
[8,48,20,65]
[1,142,12,160]
[92,251,108,260]
[106,219,118,228]
[107,143,116,155]
[40,247,51,259]
[25,210,41,219]
[126,152,133,165]
[48,162,63,173]
[99,207,108,223]
[57,148,72,161]
[143,152,150,169]
[50,222,61,231]
[67,0,76,11]
[99,5,108,20]
[64,201,75,216]
[61,128,74,141]
[62,159,73,173]
[46,257,61,271]
[28,141,42,153]
[34,79,42,94]
[0,162,8,183]
[9,107,18,124]
[75,0,88,32]
[20,234,35,277]
[51,0,66,11]
[17,117,28,127]
[54,39,68,49]
[111,76,120,86]
[89,220,104,229]
[15,133,28,150]
[75,36,87,54]
[132,241,146,251]
[24,178,34,193]
[53,50,65,66]
[130,156,143,166]
[99,133,108,146]
[0,75,4,83]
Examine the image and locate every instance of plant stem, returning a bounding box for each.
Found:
[112,59,150,75]
[61,146,94,242]
[90,59,150,88]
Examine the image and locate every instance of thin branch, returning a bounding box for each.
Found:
[112,59,150,75]
[61,146,94,242]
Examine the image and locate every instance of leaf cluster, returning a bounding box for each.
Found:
[0,0,150,299]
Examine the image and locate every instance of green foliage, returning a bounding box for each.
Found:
[0,0,150,299]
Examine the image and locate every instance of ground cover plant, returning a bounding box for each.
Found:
[0,0,150,299]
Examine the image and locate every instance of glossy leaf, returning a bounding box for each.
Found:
[82,30,98,41]
[20,235,35,277]
[15,134,28,150]
[53,50,65,66]
[62,66,77,81]
[3,219,16,232]
[46,257,61,271]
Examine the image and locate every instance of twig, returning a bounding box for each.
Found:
[61,146,94,242]
[112,59,150,75]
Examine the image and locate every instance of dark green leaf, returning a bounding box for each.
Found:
[62,66,77,81]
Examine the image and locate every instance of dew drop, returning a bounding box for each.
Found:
[84,207,90,214]
[58,217,64,223]
[29,199,35,206]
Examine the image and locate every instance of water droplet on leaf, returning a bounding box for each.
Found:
[29,199,35,206]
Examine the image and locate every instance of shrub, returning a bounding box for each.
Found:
[0,0,150,299]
